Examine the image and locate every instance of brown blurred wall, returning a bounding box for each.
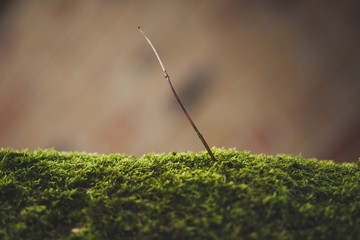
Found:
[0,0,359,162]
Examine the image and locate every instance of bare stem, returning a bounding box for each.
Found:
[138,26,217,161]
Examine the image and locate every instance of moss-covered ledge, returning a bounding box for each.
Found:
[0,148,359,239]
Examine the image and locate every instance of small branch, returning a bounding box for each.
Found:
[138,26,217,161]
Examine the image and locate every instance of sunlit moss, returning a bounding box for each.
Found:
[0,148,359,239]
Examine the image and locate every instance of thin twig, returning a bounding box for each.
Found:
[138,26,217,161]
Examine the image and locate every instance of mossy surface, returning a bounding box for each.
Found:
[0,148,359,239]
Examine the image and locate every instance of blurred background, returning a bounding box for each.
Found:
[0,0,359,163]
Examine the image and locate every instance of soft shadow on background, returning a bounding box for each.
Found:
[0,0,359,162]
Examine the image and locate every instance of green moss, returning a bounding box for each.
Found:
[0,148,359,239]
